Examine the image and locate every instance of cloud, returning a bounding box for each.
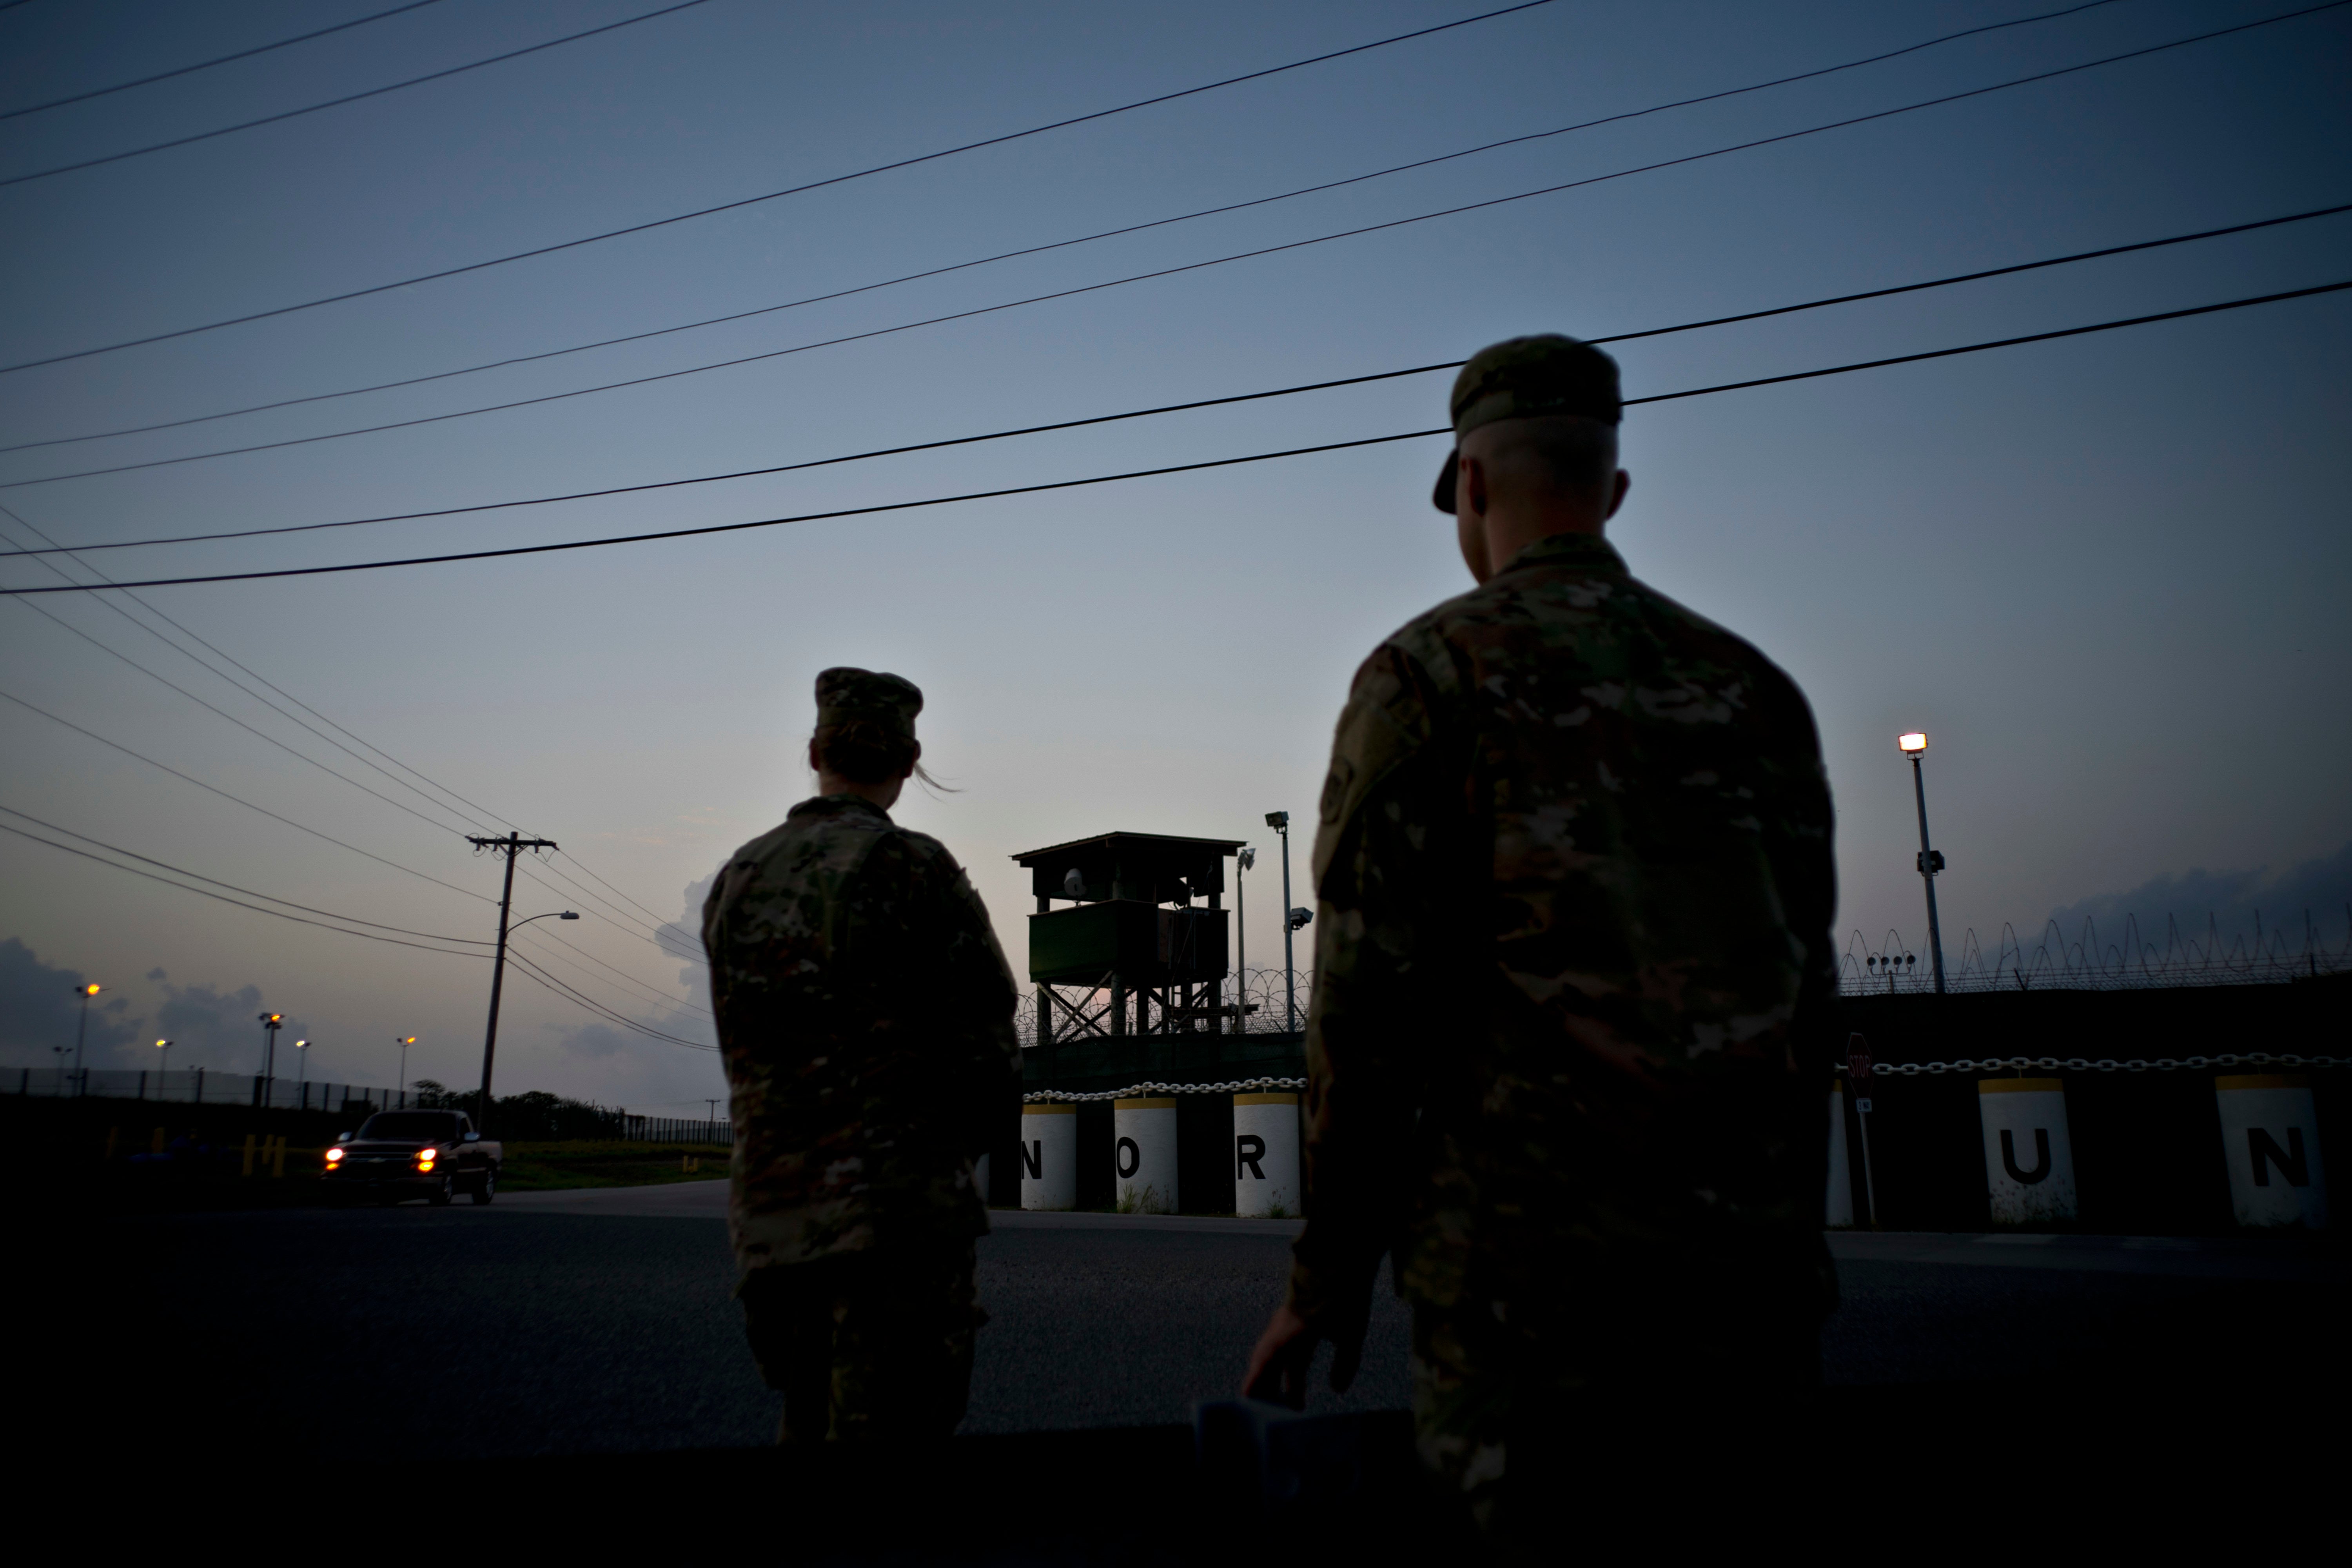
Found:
[152,978,279,1071]
[2048,840,2352,958]
[0,937,141,1069]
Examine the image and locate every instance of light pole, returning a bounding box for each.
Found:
[155,1038,172,1100]
[71,981,101,1095]
[257,1013,283,1107]
[1897,733,1948,994]
[1234,846,1254,1034]
[1265,813,1312,1036]
[477,909,578,1132]
[396,1036,416,1098]
[294,1039,310,1098]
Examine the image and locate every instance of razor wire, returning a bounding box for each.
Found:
[1025,1076,1307,1103]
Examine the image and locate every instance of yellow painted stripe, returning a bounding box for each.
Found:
[1234,1092,1298,1106]
[1114,1097,1177,1111]
[1978,1078,2063,1094]
[1022,1102,1078,1115]
[2216,1074,2310,1092]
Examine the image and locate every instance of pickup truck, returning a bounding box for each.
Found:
[323,1110,501,1205]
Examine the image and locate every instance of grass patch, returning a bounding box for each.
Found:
[497,1140,728,1191]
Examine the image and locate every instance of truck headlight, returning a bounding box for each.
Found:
[325,1149,344,1164]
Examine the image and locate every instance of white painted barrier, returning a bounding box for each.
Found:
[1978,1077,2077,1224]
[1112,1096,1178,1213]
[1825,1077,1854,1229]
[1233,1093,1299,1218]
[1020,1102,1078,1211]
[2214,1074,2328,1230]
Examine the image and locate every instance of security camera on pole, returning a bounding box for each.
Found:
[1234,845,1255,1032]
[1265,813,1312,1036]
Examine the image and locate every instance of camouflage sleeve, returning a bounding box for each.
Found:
[1286,639,1461,1340]
[852,833,1021,1160]
[1759,682,1840,1074]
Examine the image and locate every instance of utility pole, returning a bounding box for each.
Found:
[468,832,559,1138]
[1896,733,1948,993]
[1234,846,1254,1036]
[1266,813,1310,1036]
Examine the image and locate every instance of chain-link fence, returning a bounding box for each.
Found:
[8,1066,405,1109]
[1840,912,2351,996]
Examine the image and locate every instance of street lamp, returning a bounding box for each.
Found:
[71,981,101,1096]
[155,1038,172,1099]
[477,911,578,1134]
[1265,814,1312,1036]
[396,1036,417,1098]
[257,1013,284,1107]
[1896,733,1947,993]
[1234,846,1255,1034]
[294,1039,310,1097]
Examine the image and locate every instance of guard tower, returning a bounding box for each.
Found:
[1013,832,1245,1044]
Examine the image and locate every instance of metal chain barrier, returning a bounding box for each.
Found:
[1024,1076,1307,1103]
[1855,1053,2349,1076]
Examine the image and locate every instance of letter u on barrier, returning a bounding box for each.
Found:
[2214,1075,2328,1229]
[1977,1078,2076,1225]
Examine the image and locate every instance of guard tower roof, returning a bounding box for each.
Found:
[1013,831,1245,904]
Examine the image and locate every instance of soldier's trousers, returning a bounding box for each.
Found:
[1410,1292,1821,1546]
[738,1241,982,1443]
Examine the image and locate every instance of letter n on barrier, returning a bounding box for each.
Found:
[2249,1127,2309,1188]
[1236,1134,1266,1181]
[1021,1140,1043,1180]
[2000,1128,2052,1185]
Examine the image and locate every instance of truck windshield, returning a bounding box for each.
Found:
[356,1112,463,1142]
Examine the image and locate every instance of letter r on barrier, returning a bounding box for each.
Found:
[1020,1140,1043,1180]
[2249,1127,2308,1188]
[1236,1134,1266,1181]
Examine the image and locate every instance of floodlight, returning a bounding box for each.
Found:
[1897,733,1927,755]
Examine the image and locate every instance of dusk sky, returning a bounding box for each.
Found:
[2,0,2346,1112]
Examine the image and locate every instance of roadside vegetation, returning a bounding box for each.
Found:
[497,1141,726,1190]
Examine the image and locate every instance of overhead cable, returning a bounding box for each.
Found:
[11,198,2345,546]
[501,950,714,1049]
[0,684,494,900]
[0,0,2133,457]
[0,819,488,956]
[12,7,2341,490]
[0,0,452,120]
[0,801,488,943]
[0,0,713,187]
[0,0,1559,367]
[4,278,2342,595]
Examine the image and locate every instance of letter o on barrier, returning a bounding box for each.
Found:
[1233,1093,1299,1218]
[2214,1074,2328,1230]
[1978,1077,2077,1225]
[1020,1103,1078,1212]
[1112,1096,1177,1213]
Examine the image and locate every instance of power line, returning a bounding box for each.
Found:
[0,818,488,957]
[14,9,2339,493]
[552,847,680,929]
[0,0,713,187]
[6,278,2343,596]
[0,800,490,944]
[501,949,713,1049]
[0,0,2134,460]
[0,684,492,901]
[0,0,452,120]
[13,198,2346,548]
[0,1,1560,372]
[0,548,480,838]
[513,922,713,1019]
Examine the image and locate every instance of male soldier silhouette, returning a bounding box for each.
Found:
[1245,338,1840,1536]
[704,668,1019,1442]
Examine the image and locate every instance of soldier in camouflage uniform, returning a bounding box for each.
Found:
[1245,338,1840,1537]
[703,667,1020,1443]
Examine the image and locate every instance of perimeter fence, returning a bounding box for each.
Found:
[1838,909,2348,996]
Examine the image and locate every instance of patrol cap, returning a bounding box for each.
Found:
[1432,334,1622,512]
[814,666,922,740]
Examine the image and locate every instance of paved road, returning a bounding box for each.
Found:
[53,1182,2346,1461]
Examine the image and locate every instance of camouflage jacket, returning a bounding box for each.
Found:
[1289,532,1839,1335]
[703,794,1019,1273]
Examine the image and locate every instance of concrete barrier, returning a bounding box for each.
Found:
[1113,1096,1178,1213]
[1233,1093,1299,1218]
[1020,1102,1078,1211]
[1826,1076,1855,1228]
[2214,1074,2327,1230]
[1977,1077,2077,1224]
